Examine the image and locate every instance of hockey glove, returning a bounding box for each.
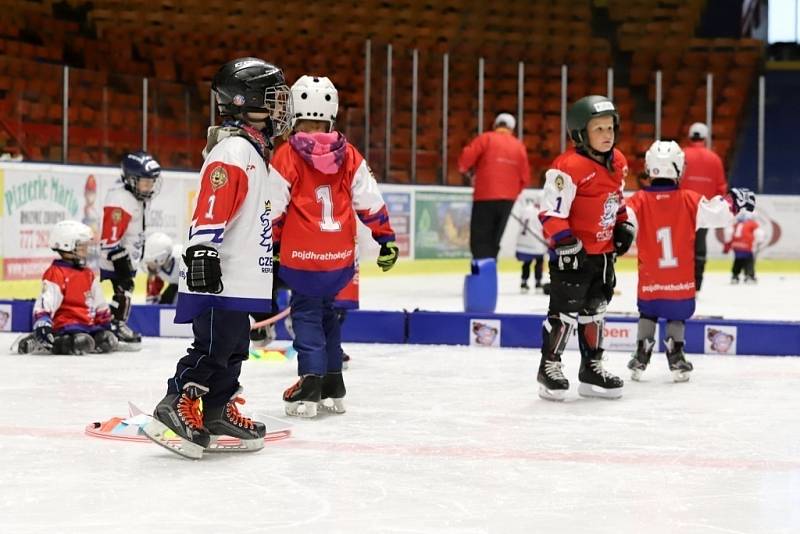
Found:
[377,241,399,272]
[183,244,223,294]
[730,188,756,213]
[613,221,636,256]
[107,246,134,279]
[553,238,586,271]
[33,319,55,348]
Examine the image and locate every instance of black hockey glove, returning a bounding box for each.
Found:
[553,238,586,271]
[183,244,223,294]
[107,246,133,279]
[33,320,54,348]
[730,188,755,213]
[613,221,636,256]
[377,241,399,272]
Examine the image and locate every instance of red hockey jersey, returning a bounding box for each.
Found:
[627,184,736,320]
[539,147,628,254]
[34,260,112,332]
[269,131,395,297]
[730,218,761,253]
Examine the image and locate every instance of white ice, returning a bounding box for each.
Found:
[1,271,799,533]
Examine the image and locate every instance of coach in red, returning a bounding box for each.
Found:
[458,113,530,260]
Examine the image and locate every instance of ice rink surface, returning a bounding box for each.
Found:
[1,271,799,533]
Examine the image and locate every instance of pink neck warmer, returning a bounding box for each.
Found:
[289,131,347,174]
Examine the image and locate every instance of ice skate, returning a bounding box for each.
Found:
[283,375,322,418]
[627,338,655,381]
[319,372,346,414]
[730,276,740,285]
[342,352,351,370]
[204,388,266,452]
[110,320,142,348]
[143,382,210,460]
[744,276,757,284]
[520,280,530,294]
[578,351,623,399]
[665,338,693,383]
[537,356,569,401]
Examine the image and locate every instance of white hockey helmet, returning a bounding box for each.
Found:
[645,140,685,181]
[49,220,93,253]
[290,75,339,131]
[143,232,174,267]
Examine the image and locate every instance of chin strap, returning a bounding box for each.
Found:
[577,145,614,170]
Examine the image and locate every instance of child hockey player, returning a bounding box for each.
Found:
[512,196,546,293]
[18,220,118,355]
[142,232,181,305]
[724,211,764,284]
[100,151,162,346]
[626,141,755,382]
[143,57,292,459]
[270,74,398,418]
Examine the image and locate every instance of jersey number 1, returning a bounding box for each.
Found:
[316,185,341,232]
[656,226,678,268]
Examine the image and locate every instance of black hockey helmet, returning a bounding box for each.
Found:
[121,151,161,200]
[212,57,292,137]
[566,95,620,152]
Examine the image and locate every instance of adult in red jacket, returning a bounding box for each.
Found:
[681,122,728,291]
[535,95,635,402]
[458,113,530,259]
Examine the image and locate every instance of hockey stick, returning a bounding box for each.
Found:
[250,306,291,330]
[509,212,550,247]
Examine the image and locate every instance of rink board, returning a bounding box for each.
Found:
[3,299,798,356]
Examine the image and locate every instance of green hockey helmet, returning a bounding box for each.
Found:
[566,95,620,151]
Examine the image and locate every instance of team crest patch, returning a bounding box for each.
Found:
[209,166,228,191]
[554,175,565,191]
[600,193,619,228]
[111,208,122,223]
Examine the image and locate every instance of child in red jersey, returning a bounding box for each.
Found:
[536,95,633,401]
[17,220,117,355]
[270,75,398,418]
[724,211,765,284]
[626,141,755,382]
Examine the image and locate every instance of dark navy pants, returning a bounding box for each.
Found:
[291,292,342,376]
[167,308,250,409]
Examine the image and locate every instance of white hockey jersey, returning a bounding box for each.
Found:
[514,200,547,257]
[174,135,274,323]
[99,186,150,277]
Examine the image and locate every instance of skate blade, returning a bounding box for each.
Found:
[142,419,204,460]
[538,385,567,402]
[319,397,346,414]
[117,342,142,352]
[285,400,318,418]
[630,368,644,381]
[205,436,265,453]
[671,370,691,383]
[578,382,623,399]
